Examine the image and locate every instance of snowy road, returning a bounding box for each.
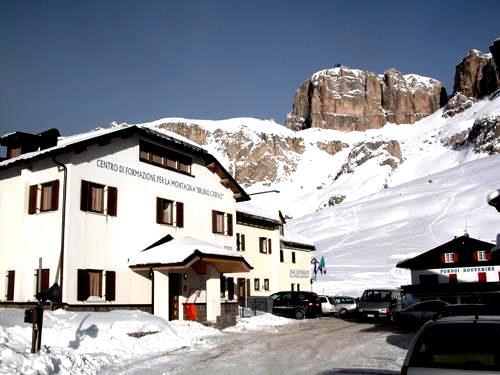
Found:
[103,318,415,375]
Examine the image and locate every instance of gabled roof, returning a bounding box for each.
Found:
[396,235,496,270]
[0,124,249,202]
[128,235,253,273]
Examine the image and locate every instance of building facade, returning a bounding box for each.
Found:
[397,235,500,304]
[0,125,251,322]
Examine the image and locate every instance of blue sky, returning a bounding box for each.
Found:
[1,0,499,136]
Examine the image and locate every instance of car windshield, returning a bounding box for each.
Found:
[409,322,500,371]
[361,290,393,302]
[328,297,335,304]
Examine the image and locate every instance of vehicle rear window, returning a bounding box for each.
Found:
[409,322,500,371]
[361,290,392,302]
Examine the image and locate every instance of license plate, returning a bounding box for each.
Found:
[367,314,374,318]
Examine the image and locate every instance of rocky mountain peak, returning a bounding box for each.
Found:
[285,66,447,132]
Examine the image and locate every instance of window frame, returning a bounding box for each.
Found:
[28,180,59,214]
[254,278,260,291]
[77,269,116,302]
[139,140,193,176]
[212,210,233,236]
[264,279,270,291]
[80,180,117,216]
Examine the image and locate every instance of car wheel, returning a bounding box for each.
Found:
[338,308,348,318]
[294,309,306,320]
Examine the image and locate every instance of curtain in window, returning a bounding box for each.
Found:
[88,271,102,297]
[162,200,173,224]
[90,185,104,212]
[41,184,53,211]
[216,213,224,233]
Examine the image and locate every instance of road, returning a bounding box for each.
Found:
[103,317,416,375]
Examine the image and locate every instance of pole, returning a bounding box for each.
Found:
[37,258,42,294]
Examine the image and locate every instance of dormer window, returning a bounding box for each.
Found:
[139,141,192,175]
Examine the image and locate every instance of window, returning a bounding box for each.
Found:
[280,250,284,263]
[28,180,59,214]
[34,269,50,296]
[220,275,226,298]
[291,283,294,291]
[6,271,15,301]
[8,146,21,159]
[297,283,300,292]
[139,141,192,175]
[449,273,457,284]
[156,198,183,227]
[475,251,489,262]
[227,277,234,300]
[478,272,487,282]
[81,180,117,216]
[254,278,260,291]
[212,210,233,236]
[259,237,272,254]
[292,251,296,264]
[264,279,269,291]
[442,252,458,264]
[77,269,115,301]
[236,233,246,251]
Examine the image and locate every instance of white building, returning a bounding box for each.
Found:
[0,125,315,323]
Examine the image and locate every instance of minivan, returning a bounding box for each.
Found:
[357,288,403,320]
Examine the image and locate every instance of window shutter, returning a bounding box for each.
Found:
[440,254,445,263]
[28,185,38,214]
[41,269,50,293]
[7,271,15,301]
[51,180,60,211]
[268,239,272,254]
[212,211,217,233]
[77,269,90,301]
[227,213,233,236]
[453,253,459,262]
[107,186,118,216]
[228,277,234,300]
[80,181,90,211]
[105,271,116,301]
[156,198,163,223]
[472,251,478,261]
[176,201,184,228]
[241,234,246,251]
[236,234,240,251]
[259,237,264,253]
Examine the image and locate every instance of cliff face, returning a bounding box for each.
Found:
[453,49,498,98]
[285,66,447,131]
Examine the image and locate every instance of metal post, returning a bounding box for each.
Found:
[37,258,42,295]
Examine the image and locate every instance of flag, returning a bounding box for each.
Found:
[318,256,326,275]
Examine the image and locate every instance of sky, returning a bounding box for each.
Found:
[1,0,500,137]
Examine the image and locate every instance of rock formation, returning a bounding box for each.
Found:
[453,49,497,99]
[285,66,447,131]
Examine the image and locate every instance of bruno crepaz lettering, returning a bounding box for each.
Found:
[96,159,224,200]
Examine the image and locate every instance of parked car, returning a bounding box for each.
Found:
[319,295,336,315]
[358,288,403,321]
[391,300,449,329]
[319,295,358,317]
[270,291,322,319]
[401,315,500,374]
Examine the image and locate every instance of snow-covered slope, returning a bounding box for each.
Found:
[288,154,500,297]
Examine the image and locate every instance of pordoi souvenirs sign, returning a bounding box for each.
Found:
[96,159,224,200]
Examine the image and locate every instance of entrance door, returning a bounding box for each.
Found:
[169,273,181,320]
[237,278,246,307]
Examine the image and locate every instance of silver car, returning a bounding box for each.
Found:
[401,315,500,374]
[319,295,357,317]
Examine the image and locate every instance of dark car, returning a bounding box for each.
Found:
[392,300,449,329]
[270,291,322,319]
[358,289,403,321]
[401,316,500,374]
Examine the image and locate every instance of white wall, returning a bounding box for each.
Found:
[411,265,500,284]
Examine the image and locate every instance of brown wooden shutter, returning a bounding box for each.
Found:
[440,254,445,263]
[212,210,217,233]
[28,185,38,214]
[259,237,264,253]
[236,233,240,251]
[41,269,50,293]
[176,202,184,228]
[472,251,478,261]
[453,253,459,262]
[268,238,272,254]
[80,181,90,211]
[107,186,118,216]
[51,180,60,211]
[156,198,163,223]
[77,269,90,301]
[7,271,15,301]
[241,234,245,251]
[105,271,116,301]
[227,213,233,236]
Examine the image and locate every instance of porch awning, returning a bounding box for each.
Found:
[128,235,253,273]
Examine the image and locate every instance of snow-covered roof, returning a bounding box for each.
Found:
[236,201,280,222]
[128,236,248,267]
[282,225,315,248]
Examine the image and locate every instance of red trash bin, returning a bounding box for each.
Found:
[184,303,198,321]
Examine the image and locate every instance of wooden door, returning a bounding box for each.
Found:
[169,273,181,320]
[7,271,15,301]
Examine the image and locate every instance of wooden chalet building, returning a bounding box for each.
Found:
[397,235,500,304]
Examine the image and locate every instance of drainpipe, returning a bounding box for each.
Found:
[52,156,67,302]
